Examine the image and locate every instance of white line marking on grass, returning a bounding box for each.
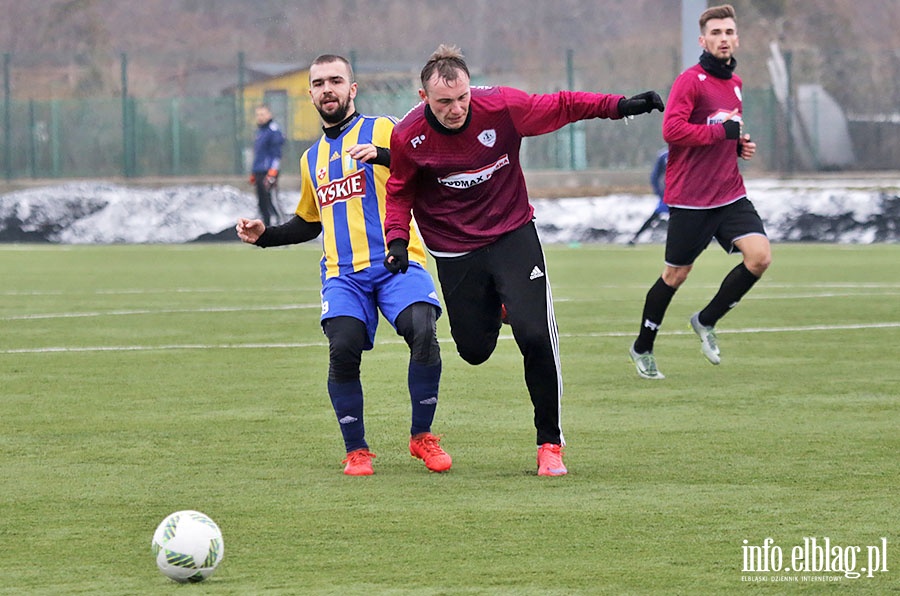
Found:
[552,282,900,291]
[2,342,327,354]
[6,282,898,298]
[763,282,900,289]
[1,287,308,296]
[744,291,900,300]
[3,304,321,321]
[4,322,897,355]
[573,322,900,338]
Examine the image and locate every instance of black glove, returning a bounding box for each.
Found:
[617,91,665,116]
[384,239,409,274]
[722,120,741,140]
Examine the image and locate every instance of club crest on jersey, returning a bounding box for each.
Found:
[317,167,327,180]
[698,73,707,81]
[317,170,367,207]
[437,154,510,190]
[477,129,497,148]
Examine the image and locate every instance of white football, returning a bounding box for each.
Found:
[151,510,224,583]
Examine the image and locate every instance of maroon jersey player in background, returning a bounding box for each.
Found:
[629,4,770,380]
[383,44,664,476]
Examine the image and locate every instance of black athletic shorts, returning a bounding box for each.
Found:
[664,197,767,267]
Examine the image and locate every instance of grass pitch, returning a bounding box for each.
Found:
[1,242,898,595]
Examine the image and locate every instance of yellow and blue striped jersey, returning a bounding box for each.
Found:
[296,114,427,280]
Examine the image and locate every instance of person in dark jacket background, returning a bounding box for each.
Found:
[628,148,670,245]
[250,104,286,225]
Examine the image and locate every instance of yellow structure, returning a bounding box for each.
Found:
[240,66,322,142]
[235,63,420,144]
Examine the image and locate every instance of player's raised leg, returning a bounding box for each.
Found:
[692,227,770,364]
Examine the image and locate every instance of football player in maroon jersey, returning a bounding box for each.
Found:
[629,4,770,380]
[384,44,663,475]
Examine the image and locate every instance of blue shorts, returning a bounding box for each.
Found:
[320,263,441,350]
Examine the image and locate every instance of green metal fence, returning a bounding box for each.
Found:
[1,88,782,181]
[3,96,243,179]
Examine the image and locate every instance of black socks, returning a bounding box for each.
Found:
[698,262,759,327]
[634,277,677,354]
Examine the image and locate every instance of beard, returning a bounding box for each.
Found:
[316,96,352,125]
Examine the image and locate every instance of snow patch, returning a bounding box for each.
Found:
[0,183,258,243]
[1,179,898,244]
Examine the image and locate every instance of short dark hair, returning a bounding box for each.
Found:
[309,54,355,82]
[699,4,736,32]
[420,44,469,90]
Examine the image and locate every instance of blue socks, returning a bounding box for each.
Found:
[408,361,441,436]
[328,379,366,452]
[329,361,441,449]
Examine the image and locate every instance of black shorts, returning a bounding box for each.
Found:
[665,197,767,267]
[432,221,553,359]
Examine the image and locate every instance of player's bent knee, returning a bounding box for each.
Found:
[745,252,772,277]
[662,266,691,288]
[395,302,441,366]
[323,316,366,382]
[455,333,497,365]
[327,345,362,382]
[458,346,493,366]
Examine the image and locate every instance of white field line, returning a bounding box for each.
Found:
[0,284,900,321]
[4,281,899,297]
[2,303,321,321]
[1,287,308,296]
[553,282,900,291]
[3,322,898,355]
[573,322,900,337]
[745,291,900,300]
[1,342,328,354]
[0,292,882,322]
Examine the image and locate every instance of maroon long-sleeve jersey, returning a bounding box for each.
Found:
[662,62,747,209]
[384,86,623,253]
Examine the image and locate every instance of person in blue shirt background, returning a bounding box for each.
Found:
[250,104,286,226]
[629,148,670,245]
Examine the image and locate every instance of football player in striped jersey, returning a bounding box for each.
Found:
[237,55,450,476]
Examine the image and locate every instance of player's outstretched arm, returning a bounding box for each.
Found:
[618,91,665,116]
[237,216,322,247]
